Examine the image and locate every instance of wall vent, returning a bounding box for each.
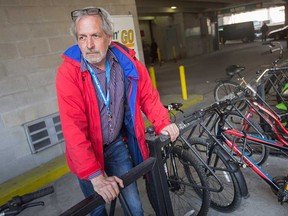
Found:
[24,113,63,153]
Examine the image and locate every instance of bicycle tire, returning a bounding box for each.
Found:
[146,145,210,216]
[214,81,247,111]
[220,111,269,165]
[189,137,242,212]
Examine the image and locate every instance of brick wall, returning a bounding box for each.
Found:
[0,0,140,183]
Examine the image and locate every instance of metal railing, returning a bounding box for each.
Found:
[60,134,173,216]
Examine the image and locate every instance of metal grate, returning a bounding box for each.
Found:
[24,113,63,153]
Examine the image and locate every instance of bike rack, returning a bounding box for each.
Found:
[59,134,173,216]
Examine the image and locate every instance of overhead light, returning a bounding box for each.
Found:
[171,6,177,10]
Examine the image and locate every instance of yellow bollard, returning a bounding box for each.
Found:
[220,37,224,49]
[149,66,157,89]
[179,65,188,100]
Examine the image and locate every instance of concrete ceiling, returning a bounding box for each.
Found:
[135,0,286,17]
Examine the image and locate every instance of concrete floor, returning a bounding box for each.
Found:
[16,40,288,216]
[17,155,288,216]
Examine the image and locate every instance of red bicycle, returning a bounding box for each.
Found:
[184,98,288,212]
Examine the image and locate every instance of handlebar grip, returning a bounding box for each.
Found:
[21,186,54,204]
[183,110,203,124]
[202,101,221,112]
[159,133,170,142]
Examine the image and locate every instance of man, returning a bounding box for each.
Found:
[260,22,269,42]
[56,6,179,216]
[150,39,158,65]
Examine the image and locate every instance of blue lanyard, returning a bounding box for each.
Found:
[84,58,111,115]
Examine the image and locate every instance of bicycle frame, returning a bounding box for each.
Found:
[257,67,288,102]
[245,98,288,146]
[174,133,225,192]
[228,70,288,147]
[221,127,288,192]
[164,103,246,194]
[183,99,287,197]
[205,99,288,194]
[159,115,225,193]
[178,109,250,196]
[253,66,287,95]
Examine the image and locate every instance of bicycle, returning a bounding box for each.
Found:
[206,79,270,166]
[213,56,288,164]
[0,186,54,216]
[214,66,288,157]
[145,103,211,216]
[186,98,288,212]
[146,102,251,214]
[214,41,288,108]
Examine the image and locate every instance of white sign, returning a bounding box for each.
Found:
[112,15,140,59]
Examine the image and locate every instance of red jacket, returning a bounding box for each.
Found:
[56,42,170,179]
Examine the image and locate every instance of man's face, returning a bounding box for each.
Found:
[76,15,112,67]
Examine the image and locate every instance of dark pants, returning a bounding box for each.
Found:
[78,139,144,216]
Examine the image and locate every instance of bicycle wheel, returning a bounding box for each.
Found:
[214,81,246,111]
[146,145,210,216]
[189,137,242,213]
[216,111,269,166]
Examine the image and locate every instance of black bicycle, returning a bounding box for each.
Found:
[167,101,248,213]
[146,102,250,215]
[145,103,211,216]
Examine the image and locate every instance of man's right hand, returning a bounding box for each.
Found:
[90,175,124,203]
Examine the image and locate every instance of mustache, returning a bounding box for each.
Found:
[85,50,100,55]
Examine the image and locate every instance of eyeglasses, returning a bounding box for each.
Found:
[71,8,102,21]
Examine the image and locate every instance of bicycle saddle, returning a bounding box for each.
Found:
[225,65,245,77]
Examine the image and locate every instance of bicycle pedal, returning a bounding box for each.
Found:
[271,176,288,203]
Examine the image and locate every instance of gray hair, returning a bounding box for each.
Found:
[70,6,114,40]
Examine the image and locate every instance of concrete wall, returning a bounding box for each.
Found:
[0,0,213,183]
[183,13,214,57]
[0,0,141,184]
[139,13,214,63]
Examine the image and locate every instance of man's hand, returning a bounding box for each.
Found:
[160,123,179,142]
[90,175,124,203]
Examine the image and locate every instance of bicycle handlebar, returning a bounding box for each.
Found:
[155,97,244,142]
[20,186,54,204]
[156,103,184,142]
[184,96,244,124]
[0,186,54,216]
[262,41,283,60]
[164,102,183,111]
[160,98,244,138]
